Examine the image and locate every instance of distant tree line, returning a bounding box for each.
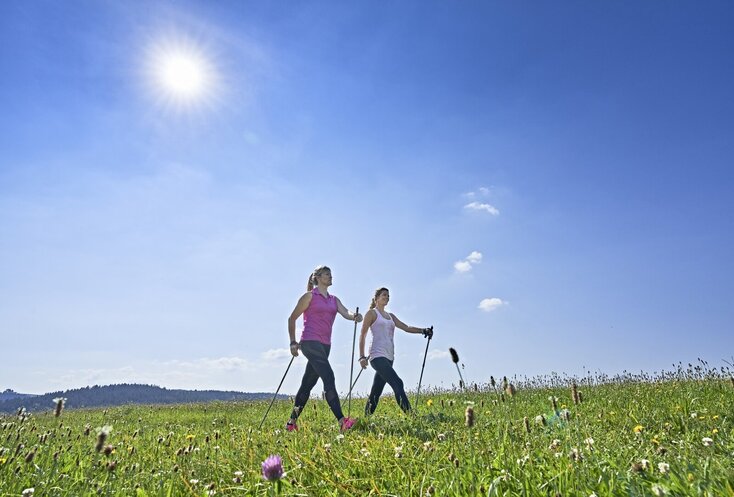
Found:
[0,384,286,413]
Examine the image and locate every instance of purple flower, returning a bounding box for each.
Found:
[261,454,283,481]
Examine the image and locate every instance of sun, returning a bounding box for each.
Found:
[158,52,207,98]
[145,37,220,110]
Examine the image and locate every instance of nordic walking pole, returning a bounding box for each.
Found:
[348,362,366,395]
[258,355,295,430]
[347,307,359,418]
[415,326,433,411]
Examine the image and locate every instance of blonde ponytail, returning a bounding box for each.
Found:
[307,265,331,291]
[370,287,389,309]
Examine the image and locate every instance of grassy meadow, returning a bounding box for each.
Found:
[1,365,733,496]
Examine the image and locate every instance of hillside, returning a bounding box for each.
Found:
[0,383,285,413]
[0,389,37,402]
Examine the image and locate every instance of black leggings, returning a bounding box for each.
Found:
[290,340,344,421]
[366,357,411,415]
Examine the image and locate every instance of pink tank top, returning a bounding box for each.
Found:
[301,288,338,345]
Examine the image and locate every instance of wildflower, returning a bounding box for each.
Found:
[25,449,36,463]
[22,489,34,497]
[426,399,433,407]
[569,448,582,461]
[633,425,644,434]
[95,426,112,452]
[190,479,199,485]
[713,415,719,420]
[323,443,331,452]
[690,412,698,419]
[186,434,195,441]
[233,470,243,484]
[437,433,446,441]
[535,414,546,426]
[584,437,594,447]
[465,406,474,428]
[394,446,403,458]
[702,437,714,447]
[549,439,561,451]
[335,434,345,441]
[53,397,66,417]
[261,454,284,481]
[360,448,370,457]
[658,462,669,474]
[712,429,718,435]
[651,484,666,496]
[630,462,644,473]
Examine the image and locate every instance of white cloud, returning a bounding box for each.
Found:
[428,350,450,360]
[454,260,472,273]
[454,251,483,273]
[466,251,482,264]
[478,186,490,196]
[478,298,505,312]
[464,202,499,216]
[262,348,291,361]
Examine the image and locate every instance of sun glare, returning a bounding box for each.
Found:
[159,53,206,98]
[145,37,220,111]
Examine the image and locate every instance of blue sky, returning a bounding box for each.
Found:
[1,1,733,396]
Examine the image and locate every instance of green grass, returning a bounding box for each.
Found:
[1,374,733,496]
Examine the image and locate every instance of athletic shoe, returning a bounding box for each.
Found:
[339,417,356,432]
[286,421,298,432]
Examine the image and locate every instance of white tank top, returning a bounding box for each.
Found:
[369,308,395,361]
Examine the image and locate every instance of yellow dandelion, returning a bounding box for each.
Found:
[713,415,719,420]
[633,425,644,434]
[186,434,195,441]
[651,438,660,445]
[0,457,7,465]
[687,473,694,482]
[712,429,718,435]
[426,399,433,407]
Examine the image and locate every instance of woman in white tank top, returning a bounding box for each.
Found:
[358,287,433,415]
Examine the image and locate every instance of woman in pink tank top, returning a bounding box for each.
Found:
[285,265,363,432]
[358,287,433,415]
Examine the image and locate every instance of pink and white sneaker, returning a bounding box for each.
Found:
[339,417,356,432]
[286,421,298,432]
